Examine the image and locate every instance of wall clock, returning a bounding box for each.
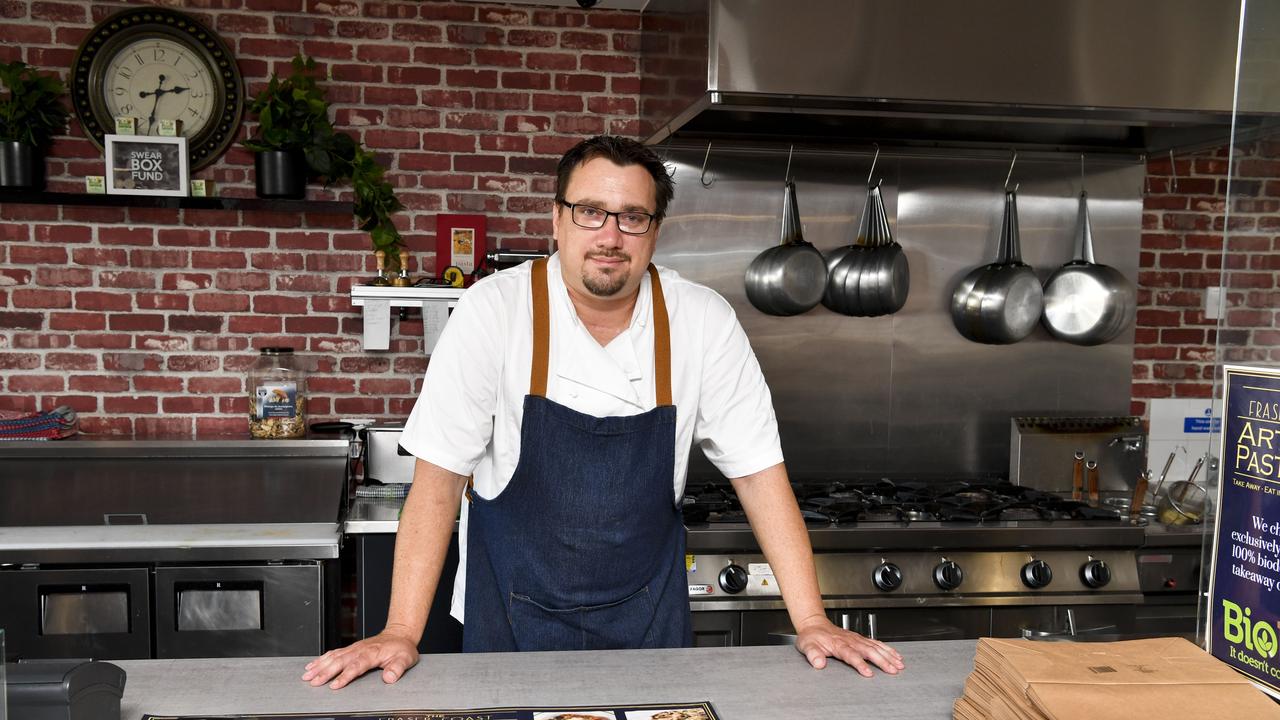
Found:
[70,7,244,170]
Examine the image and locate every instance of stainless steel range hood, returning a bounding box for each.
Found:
[641,0,1253,153]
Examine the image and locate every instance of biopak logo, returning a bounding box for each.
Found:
[1223,599,1280,658]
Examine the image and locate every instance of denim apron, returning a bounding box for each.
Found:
[462,258,691,652]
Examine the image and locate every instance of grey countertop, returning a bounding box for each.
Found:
[117,641,974,719]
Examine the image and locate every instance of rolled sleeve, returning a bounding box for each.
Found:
[400,283,505,477]
[693,294,784,478]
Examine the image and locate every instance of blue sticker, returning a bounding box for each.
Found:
[1184,416,1222,433]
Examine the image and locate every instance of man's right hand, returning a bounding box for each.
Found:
[301,631,420,689]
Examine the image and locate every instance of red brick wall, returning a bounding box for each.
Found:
[0,0,642,435]
[1132,140,1280,418]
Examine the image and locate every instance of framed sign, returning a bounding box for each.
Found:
[105,134,189,196]
[436,213,486,282]
[1207,364,1280,695]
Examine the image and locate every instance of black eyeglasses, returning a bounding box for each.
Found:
[558,200,656,235]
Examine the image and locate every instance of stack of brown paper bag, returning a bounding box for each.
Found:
[954,637,1280,720]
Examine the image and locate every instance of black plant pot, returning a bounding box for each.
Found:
[0,141,44,191]
[255,150,307,199]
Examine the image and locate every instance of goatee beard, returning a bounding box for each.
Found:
[582,252,631,297]
[582,268,629,297]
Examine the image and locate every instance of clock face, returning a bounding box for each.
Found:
[101,37,218,139]
[71,8,244,170]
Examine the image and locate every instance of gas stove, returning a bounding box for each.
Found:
[679,478,1174,646]
[682,477,1136,526]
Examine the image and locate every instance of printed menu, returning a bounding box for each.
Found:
[143,703,718,720]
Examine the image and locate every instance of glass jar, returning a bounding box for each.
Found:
[248,347,306,439]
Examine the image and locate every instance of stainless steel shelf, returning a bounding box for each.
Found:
[349,285,465,353]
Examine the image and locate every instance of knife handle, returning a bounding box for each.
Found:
[1130,470,1150,522]
[1072,451,1085,501]
[1086,460,1100,507]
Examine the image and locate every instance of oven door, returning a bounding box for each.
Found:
[154,563,321,658]
[0,567,151,660]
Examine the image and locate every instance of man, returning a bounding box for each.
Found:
[302,136,904,689]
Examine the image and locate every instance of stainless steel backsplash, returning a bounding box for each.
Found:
[651,144,1144,481]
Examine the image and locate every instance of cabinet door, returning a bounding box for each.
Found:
[691,611,739,647]
[0,567,151,660]
[354,533,462,653]
[154,564,321,658]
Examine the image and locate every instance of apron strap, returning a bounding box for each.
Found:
[648,264,673,407]
[528,258,674,407]
[530,258,552,398]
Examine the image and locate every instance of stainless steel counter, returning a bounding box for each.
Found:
[0,522,341,563]
[117,641,972,719]
[345,496,409,534]
[346,498,1211,551]
[0,437,350,528]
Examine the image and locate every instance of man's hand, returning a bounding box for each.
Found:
[793,616,905,677]
[301,630,420,689]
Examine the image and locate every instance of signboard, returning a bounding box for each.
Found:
[105,134,188,196]
[144,702,720,720]
[1208,365,1280,691]
[436,213,486,281]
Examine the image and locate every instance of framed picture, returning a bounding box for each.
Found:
[435,213,486,281]
[104,134,189,196]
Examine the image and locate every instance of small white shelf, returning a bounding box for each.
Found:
[350,284,466,353]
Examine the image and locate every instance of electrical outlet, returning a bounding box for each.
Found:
[1205,286,1223,320]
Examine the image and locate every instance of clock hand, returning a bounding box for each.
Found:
[144,74,167,135]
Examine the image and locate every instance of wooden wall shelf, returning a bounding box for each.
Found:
[0,190,351,214]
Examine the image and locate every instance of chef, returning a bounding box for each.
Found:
[303,136,905,689]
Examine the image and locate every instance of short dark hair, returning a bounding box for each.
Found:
[554,135,676,223]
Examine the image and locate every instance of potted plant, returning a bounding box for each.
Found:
[243,55,330,199]
[0,61,69,190]
[244,56,403,266]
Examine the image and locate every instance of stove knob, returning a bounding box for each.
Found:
[872,562,904,592]
[1021,559,1054,589]
[1080,559,1111,589]
[718,564,749,594]
[934,560,964,591]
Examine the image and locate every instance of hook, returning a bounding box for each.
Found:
[866,143,880,187]
[1003,149,1018,193]
[657,125,674,162]
[1080,153,1085,188]
[783,144,794,183]
[700,142,715,188]
[1168,149,1178,193]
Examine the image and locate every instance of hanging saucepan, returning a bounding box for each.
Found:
[745,180,827,316]
[858,182,910,316]
[823,181,910,317]
[949,187,1044,344]
[821,186,870,315]
[1041,191,1136,345]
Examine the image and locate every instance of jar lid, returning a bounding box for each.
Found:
[260,347,295,355]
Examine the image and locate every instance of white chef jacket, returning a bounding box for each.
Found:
[400,252,784,622]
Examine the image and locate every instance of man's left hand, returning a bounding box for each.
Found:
[794,617,905,677]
